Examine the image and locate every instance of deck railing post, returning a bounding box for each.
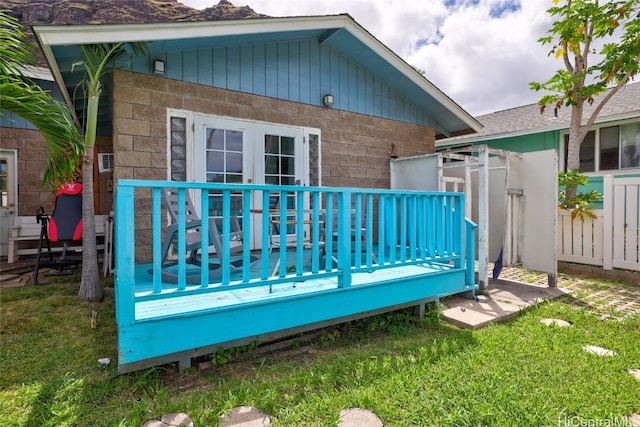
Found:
[114,182,136,325]
[200,188,210,287]
[337,190,352,288]
[453,194,463,269]
[152,187,163,293]
[465,218,478,287]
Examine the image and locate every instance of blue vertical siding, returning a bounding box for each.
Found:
[288,41,300,102]
[198,48,213,86]
[277,41,289,99]
[183,50,198,84]
[227,46,241,91]
[240,45,253,93]
[212,47,227,88]
[130,37,432,126]
[252,44,266,96]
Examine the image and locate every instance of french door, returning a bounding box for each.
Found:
[193,115,307,248]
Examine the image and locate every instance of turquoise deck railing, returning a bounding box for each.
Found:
[114,180,475,323]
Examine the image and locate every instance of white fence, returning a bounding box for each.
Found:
[558,176,640,272]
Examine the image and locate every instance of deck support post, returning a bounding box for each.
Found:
[178,354,192,372]
[413,303,425,319]
[477,145,489,290]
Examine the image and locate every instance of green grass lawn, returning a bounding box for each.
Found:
[1,274,639,426]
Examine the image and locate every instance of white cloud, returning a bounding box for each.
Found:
[181,0,562,116]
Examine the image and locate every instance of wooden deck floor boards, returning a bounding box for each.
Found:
[132,259,456,321]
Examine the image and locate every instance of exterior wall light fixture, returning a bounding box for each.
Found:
[153,59,165,75]
[323,94,334,107]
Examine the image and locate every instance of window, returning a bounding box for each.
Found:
[599,126,619,170]
[564,131,595,172]
[563,121,640,172]
[621,124,640,169]
[170,116,187,181]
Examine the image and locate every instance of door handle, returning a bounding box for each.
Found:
[8,210,15,214]
[9,202,15,207]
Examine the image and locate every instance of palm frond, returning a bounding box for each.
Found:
[0,11,36,77]
[0,79,84,187]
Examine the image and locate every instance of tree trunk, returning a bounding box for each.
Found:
[565,183,578,203]
[78,144,103,301]
[566,102,584,172]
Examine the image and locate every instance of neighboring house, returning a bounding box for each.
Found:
[437,82,640,275]
[23,14,480,253]
[437,81,640,202]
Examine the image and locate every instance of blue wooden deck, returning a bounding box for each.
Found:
[115,180,477,373]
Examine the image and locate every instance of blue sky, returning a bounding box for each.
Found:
[181,0,559,116]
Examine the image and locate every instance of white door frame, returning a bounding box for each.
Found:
[0,149,18,258]
[192,114,311,248]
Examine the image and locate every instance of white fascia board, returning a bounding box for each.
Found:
[32,15,352,46]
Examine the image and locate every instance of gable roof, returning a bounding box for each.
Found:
[437,81,640,148]
[33,14,482,137]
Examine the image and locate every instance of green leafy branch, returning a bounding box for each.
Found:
[558,169,602,220]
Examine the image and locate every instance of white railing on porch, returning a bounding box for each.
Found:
[558,175,640,272]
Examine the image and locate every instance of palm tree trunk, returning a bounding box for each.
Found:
[78,92,103,302]
[78,146,102,301]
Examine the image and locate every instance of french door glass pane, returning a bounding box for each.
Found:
[265,134,297,234]
[264,134,295,185]
[205,127,244,216]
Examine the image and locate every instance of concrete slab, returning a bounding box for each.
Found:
[441,281,564,330]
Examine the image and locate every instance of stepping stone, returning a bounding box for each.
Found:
[582,345,617,357]
[540,318,572,327]
[142,412,193,427]
[630,414,640,427]
[219,406,271,426]
[630,369,640,381]
[338,408,383,427]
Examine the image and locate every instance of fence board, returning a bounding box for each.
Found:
[558,210,604,266]
[613,180,639,270]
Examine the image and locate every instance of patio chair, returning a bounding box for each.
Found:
[34,183,83,285]
[158,188,257,283]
